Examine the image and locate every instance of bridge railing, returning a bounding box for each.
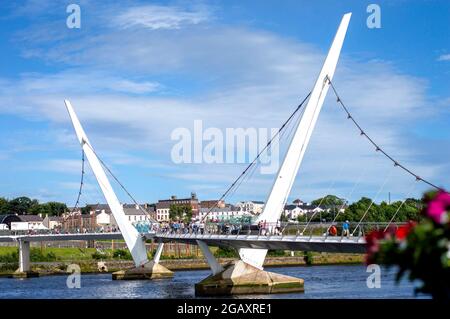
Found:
[0,221,406,239]
[0,228,122,237]
[154,221,407,238]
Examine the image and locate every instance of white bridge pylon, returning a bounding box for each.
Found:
[239,13,352,269]
[65,100,149,267]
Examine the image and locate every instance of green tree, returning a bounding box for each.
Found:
[311,195,345,208]
[336,197,372,222]
[335,196,421,223]
[7,197,38,215]
[81,205,92,215]
[29,204,46,216]
[169,204,192,222]
[40,202,68,216]
[394,198,421,222]
[0,197,8,213]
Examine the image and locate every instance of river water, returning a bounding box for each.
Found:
[0,265,428,299]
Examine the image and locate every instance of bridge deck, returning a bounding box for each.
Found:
[153,233,366,254]
[0,232,125,243]
[0,232,367,254]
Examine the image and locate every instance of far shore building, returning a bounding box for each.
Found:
[235,201,265,215]
[94,205,154,226]
[61,212,97,232]
[0,214,21,230]
[122,206,154,224]
[156,193,199,222]
[43,215,63,230]
[200,200,225,209]
[10,214,45,231]
[198,205,250,222]
[283,200,329,221]
[62,203,155,231]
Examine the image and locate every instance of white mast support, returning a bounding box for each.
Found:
[197,240,224,275]
[64,100,149,267]
[153,242,164,264]
[239,13,352,269]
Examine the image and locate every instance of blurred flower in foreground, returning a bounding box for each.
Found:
[426,191,450,224]
[365,190,450,300]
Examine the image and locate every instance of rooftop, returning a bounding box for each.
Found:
[18,215,43,222]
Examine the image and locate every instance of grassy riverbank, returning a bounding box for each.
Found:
[0,246,364,276]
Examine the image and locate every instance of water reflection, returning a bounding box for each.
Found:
[0,265,427,299]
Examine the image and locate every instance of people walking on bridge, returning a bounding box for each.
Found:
[276,219,282,235]
[329,225,337,236]
[342,220,350,237]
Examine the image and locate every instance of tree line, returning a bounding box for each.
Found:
[0,194,424,223]
[299,194,423,223]
[0,197,68,216]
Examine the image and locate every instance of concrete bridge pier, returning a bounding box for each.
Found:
[112,242,173,280]
[13,240,38,278]
[194,241,304,296]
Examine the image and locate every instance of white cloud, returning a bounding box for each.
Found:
[437,54,450,61]
[1,3,448,203]
[3,70,160,95]
[114,5,212,30]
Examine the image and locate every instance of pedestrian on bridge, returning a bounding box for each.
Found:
[342,220,350,237]
[329,225,337,236]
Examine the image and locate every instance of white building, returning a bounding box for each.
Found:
[123,206,152,224]
[198,206,250,221]
[95,210,113,226]
[93,205,154,226]
[155,202,170,222]
[11,215,46,231]
[42,215,63,230]
[284,205,306,220]
[235,201,265,214]
[284,203,328,221]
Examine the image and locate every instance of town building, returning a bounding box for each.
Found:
[200,200,225,209]
[156,193,199,221]
[10,215,45,231]
[283,200,329,221]
[42,215,63,230]
[235,201,265,214]
[62,203,155,231]
[0,214,21,230]
[61,212,97,232]
[198,205,249,221]
[123,205,154,224]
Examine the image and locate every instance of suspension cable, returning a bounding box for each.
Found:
[324,165,369,237]
[225,100,305,209]
[327,77,445,192]
[351,166,395,236]
[300,158,348,235]
[200,91,312,222]
[83,142,157,223]
[383,180,419,232]
[66,150,85,221]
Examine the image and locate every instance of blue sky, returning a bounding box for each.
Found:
[0,0,449,206]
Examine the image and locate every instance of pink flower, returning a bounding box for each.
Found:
[365,230,386,264]
[426,191,450,224]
